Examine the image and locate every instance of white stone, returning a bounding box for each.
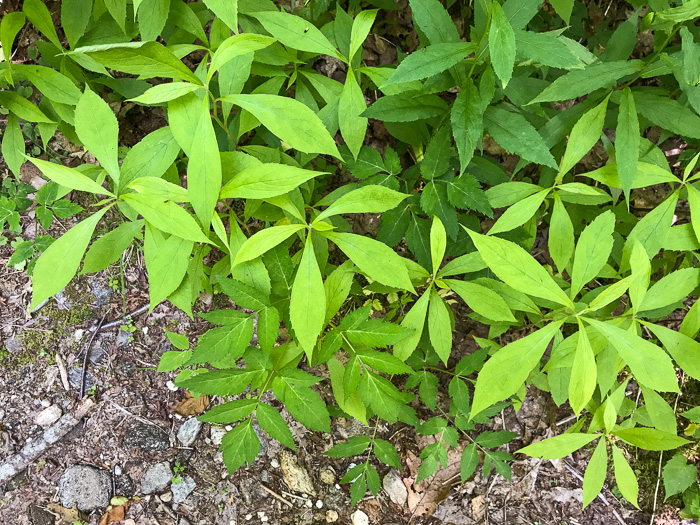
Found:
[382,468,408,506]
[166,381,177,391]
[325,510,339,523]
[35,405,61,427]
[270,458,280,468]
[177,417,203,446]
[351,510,369,525]
[316,500,323,508]
[211,426,227,447]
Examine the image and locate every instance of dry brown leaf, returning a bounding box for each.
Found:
[404,443,463,518]
[46,503,87,524]
[174,390,209,417]
[99,501,129,525]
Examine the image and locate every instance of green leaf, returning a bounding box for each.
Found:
[187,99,221,229]
[569,323,597,416]
[446,174,492,217]
[257,402,295,450]
[137,0,171,41]
[346,322,413,350]
[374,439,401,469]
[461,444,479,482]
[325,436,372,457]
[31,208,110,310]
[615,87,639,203]
[488,189,548,235]
[421,182,458,239]
[530,60,643,103]
[623,191,679,268]
[586,319,678,393]
[549,0,573,23]
[127,178,189,202]
[430,216,446,275]
[208,34,275,80]
[290,236,326,360]
[104,0,126,30]
[2,113,24,178]
[199,399,257,423]
[611,445,639,508]
[681,26,700,86]
[483,106,558,170]
[0,91,54,123]
[445,279,516,322]
[549,193,574,273]
[451,79,486,174]
[203,0,238,33]
[324,261,355,324]
[71,41,201,83]
[338,70,368,160]
[361,93,448,122]
[188,319,255,365]
[157,350,193,372]
[663,454,698,500]
[221,420,260,472]
[349,9,377,60]
[1,12,26,62]
[489,2,516,88]
[75,88,120,184]
[633,92,700,140]
[23,0,61,47]
[219,278,270,310]
[467,230,574,308]
[120,127,181,191]
[251,11,343,60]
[233,225,305,266]
[559,95,609,177]
[641,386,677,435]
[643,322,700,383]
[421,125,452,180]
[408,0,459,44]
[394,290,430,361]
[14,65,82,105]
[121,193,211,244]
[129,82,202,104]
[322,232,414,292]
[583,438,607,508]
[284,383,331,432]
[61,0,91,48]
[513,30,583,70]
[166,331,189,350]
[688,184,700,246]
[570,210,615,298]
[385,43,474,85]
[639,268,700,313]
[519,432,600,459]
[357,371,401,423]
[613,428,691,451]
[222,163,325,199]
[471,320,563,418]
[258,306,280,352]
[27,158,113,197]
[222,94,340,158]
[82,220,143,274]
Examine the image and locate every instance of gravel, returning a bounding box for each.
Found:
[141,462,172,494]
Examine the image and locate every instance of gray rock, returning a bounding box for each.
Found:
[252,423,268,456]
[88,344,108,365]
[88,276,112,306]
[210,426,226,446]
[171,475,196,503]
[177,417,203,446]
[3,336,23,354]
[123,423,171,452]
[20,437,47,458]
[58,465,111,512]
[116,327,132,347]
[382,468,407,506]
[67,367,94,390]
[35,405,61,427]
[141,462,172,494]
[175,448,194,465]
[115,473,135,497]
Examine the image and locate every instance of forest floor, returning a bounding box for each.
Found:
[0,239,692,525]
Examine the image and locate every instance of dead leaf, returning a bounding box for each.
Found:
[46,503,87,524]
[404,442,464,518]
[99,501,129,525]
[174,390,209,417]
[471,495,486,521]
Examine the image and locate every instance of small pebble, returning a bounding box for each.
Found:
[305,499,312,508]
[160,492,172,503]
[270,458,279,468]
[316,500,323,509]
[166,381,177,391]
[325,510,339,523]
[40,399,51,407]
[225,425,232,431]
[245,514,252,521]
[351,510,369,525]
